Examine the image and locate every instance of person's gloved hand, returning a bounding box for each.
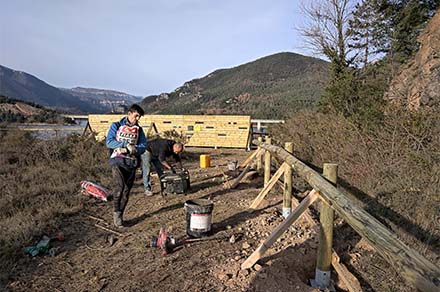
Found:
[126,144,137,155]
[170,166,177,174]
[114,147,128,154]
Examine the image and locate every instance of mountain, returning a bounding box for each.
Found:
[60,87,142,113]
[140,52,329,119]
[0,65,141,113]
[0,65,96,113]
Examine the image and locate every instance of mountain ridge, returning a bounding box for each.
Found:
[140,52,329,119]
[0,65,141,113]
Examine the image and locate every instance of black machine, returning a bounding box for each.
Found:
[160,168,190,197]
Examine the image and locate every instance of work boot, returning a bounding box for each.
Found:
[145,189,154,197]
[113,211,123,227]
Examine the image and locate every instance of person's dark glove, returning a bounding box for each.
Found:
[170,166,177,174]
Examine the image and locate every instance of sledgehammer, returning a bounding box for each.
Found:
[150,228,228,256]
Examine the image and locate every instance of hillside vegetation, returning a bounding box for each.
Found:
[141,52,328,119]
[269,3,439,291]
[0,131,112,280]
[0,2,438,291]
[0,95,69,124]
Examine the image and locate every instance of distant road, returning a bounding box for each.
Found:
[61,114,89,119]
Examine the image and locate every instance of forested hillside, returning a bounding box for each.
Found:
[271,2,439,291]
[141,52,329,119]
[0,95,68,124]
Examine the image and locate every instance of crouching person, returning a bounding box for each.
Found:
[141,138,184,196]
[106,104,146,227]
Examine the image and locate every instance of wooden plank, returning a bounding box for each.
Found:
[239,149,263,169]
[332,251,362,292]
[249,163,287,210]
[88,114,251,148]
[256,137,263,173]
[230,151,264,189]
[253,140,440,291]
[264,138,272,186]
[290,194,315,226]
[241,190,319,270]
[283,142,293,215]
[316,164,337,274]
[146,122,159,137]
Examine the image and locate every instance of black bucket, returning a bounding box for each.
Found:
[184,199,214,238]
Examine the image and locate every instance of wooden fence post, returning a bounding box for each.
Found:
[283,142,293,218]
[312,163,338,290]
[253,140,440,291]
[256,137,263,173]
[242,190,319,270]
[264,137,271,186]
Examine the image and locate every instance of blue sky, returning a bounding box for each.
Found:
[0,0,311,96]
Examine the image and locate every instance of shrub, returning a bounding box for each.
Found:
[0,131,112,271]
[271,107,440,260]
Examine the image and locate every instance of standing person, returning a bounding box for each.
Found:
[141,138,184,196]
[106,104,147,227]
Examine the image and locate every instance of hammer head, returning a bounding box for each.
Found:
[150,228,178,255]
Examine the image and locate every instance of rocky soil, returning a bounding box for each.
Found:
[2,148,414,291]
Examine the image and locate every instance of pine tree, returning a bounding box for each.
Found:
[349,0,390,67]
[380,0,439,63]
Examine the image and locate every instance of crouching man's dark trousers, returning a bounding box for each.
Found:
[112,166,136,214]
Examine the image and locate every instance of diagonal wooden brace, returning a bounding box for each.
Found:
[248,162,288,210]
[241,190,319,270]
[239,148,264,169]
[230,149,264,189]
[146,122,159,137]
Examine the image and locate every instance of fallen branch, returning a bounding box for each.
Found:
[86,214,106,222]
[94,224,124,236]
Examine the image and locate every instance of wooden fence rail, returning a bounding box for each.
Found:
[252,139,439,292]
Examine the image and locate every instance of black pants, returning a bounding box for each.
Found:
[112,166,136,214]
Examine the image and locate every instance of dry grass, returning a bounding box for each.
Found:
[0,131,112,268]
[271,107,440,260]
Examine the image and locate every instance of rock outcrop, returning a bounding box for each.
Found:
[384,10,440,110]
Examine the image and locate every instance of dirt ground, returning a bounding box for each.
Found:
[1,147,412,292]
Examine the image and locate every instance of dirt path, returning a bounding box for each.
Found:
[5,148,324,292]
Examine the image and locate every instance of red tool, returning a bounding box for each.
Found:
[150,228,181,256]
[150,228,228,256]
[80,180,109,201]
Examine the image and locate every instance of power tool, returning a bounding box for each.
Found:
[159,168,190,197]
[150,228,228,256]
[150,228,181,256]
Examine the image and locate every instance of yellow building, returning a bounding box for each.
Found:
[87,114,251,149]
